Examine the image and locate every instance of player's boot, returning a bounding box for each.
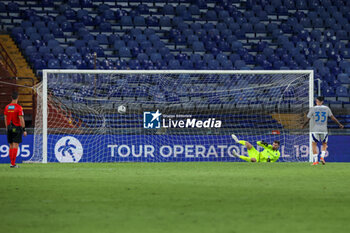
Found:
[231,134,239,143]
[232,150,240,158]
[311,161,319,165]
[320,157,326,165]
[10,165,19,168]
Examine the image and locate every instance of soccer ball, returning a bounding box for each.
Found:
[118,105,126,114]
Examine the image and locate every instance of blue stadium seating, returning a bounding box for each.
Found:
[0,0,349,106]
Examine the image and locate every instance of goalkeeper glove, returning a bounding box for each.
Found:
[260,141,269,147]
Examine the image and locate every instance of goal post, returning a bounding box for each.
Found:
[33,70,314,163]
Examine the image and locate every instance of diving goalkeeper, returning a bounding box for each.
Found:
[231,134,280,162]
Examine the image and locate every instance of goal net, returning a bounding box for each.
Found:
[32,70,313,163]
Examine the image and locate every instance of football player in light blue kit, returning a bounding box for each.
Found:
[306,96,344,165]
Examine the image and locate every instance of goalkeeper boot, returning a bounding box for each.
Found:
[232,150,240,158]
[320,157,326,165]
[231,134,239,143]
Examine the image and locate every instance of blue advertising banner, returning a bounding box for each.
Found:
[0,135,33,164]
[0,135,349,163]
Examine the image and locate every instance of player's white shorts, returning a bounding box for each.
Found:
[311,133,328,143]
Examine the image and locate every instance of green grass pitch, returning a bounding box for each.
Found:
[1,163,350,233]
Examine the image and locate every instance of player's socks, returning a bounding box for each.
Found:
[320,151,326,165]
[311,154,319,165]
[238,140,246,146]
[239,156,251,162]
[9,148,15,166]
[12,148,18,166]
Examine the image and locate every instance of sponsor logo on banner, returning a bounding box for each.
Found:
[143,110,222,129]
[143,110,162,129]
[54,136,83,163]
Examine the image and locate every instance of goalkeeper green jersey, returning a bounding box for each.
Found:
[256,141,280,162]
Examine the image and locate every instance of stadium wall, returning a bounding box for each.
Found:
[0,135,349,163]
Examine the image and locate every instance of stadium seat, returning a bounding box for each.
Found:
[144,28,155,37]
[159,16,171,27]
[66,46,77,56]
[87,40,99,49]
[121,16,133,26]
[163,4,174,15]
[339,60,350,71]
[192,41,205,52]
[153,41,165,50]
[231,41,243,51]
[254,23,266,33]
[338,73,350,84]
[65,9,77,20]
[52,27,63,37]
[78,28,90,37]
[52,46,64,56]
[34,21,46,29]
[182,60,193,69]
[25,46,37,55]
[93,46,105,56]
[336,86,349,97]
[61,58,74,68]
[48,59,60,69]
[175,5,187,15]
[128,60,141,70]
[163,53,174,62]
[158,47,170,57]
[33,59,46,69]
[119,47,131,58]
[0,2,5,12]
[126,40,138,49]
[189,5,200,15]
[187,34,199,45]
[228,53,240,64]
[96,34,108,45]
[29,33,41,41]
[47,39,60,49]
[263,47,274,57]
[323,86,336,97]
[235,60,246,69]
[140,41,152,50]
[146,16,159,26]
[114,40,126,50]
[207,60,220,70]
[134,16,146,26]
[57,53,68,62]
[99,22,111,31]
[7,2,19,12]
[221,60,233,70]
[168,59,180,69]
[205,10,217,21]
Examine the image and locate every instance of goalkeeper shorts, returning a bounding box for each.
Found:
[312,133,328,143]
[247,146,260,162]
